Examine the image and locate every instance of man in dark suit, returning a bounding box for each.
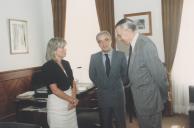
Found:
[89,31,128,128]
[115,18,168,128]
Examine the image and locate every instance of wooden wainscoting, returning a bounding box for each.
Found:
[0,67,41,121]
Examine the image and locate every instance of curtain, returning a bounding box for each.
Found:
[95,0,116,48]
[161,0,183,115]
[51,0,67,38]
[172,0,194,114]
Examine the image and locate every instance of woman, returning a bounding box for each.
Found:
[42,37,78,128]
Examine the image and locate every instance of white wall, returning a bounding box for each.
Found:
[65,0,100,83]
[41,0,54,56]
[0,0,52,72]
[114,0,165,62]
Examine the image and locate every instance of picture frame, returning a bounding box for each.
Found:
[9,19,28,54]
[124,11,152,36]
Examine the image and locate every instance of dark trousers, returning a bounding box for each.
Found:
[100,106,126,128]
[125,86,136,122]
[137,112,162,128]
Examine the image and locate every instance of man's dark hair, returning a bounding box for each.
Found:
[115,18,136,31]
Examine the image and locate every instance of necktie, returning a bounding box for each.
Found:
[127,44,132,71]
[105,54,111,77]
[125,44,135,123]
[126,44,132,84]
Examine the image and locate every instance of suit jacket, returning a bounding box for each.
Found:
[89,50,128,107]
[42,60,74,94]
[128,34,168,115]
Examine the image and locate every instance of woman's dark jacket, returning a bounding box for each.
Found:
[42,60,74,94]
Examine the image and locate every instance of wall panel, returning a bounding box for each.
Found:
[0,67,40,121]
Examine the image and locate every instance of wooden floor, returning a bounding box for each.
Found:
[127,114,189,128]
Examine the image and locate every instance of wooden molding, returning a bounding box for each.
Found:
[0,67,40,82]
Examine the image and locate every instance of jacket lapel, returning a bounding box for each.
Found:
[109,50,116,77]
[129,36,141,75]
[129,49,135,75]
[97,52,107,77]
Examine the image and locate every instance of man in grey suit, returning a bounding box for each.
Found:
[115,18,168,128]
[89,31,128,128]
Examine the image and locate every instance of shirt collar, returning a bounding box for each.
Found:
[130,32,139,51]
[102,49,113,56]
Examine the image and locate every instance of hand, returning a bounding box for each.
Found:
[68,103,75,110]
[73,98,79,106]
[72,93,76,98]
[67,96,76,104]
[67,98,79,110]
[71,91,79,106]
[72,91,77,99]
[67,96,79,106]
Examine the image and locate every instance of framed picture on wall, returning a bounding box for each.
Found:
[9,19,28,54]
[124,11,152,36]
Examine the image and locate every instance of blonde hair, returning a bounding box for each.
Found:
[45,37,67,61]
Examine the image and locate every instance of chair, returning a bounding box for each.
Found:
[189,85,194,128]
[76,88,101,128]
[0,122,41,128]
[77,107,101,128]
[31,71,46,90]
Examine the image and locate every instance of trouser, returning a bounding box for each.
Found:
[137,112,162,128]
[100,106,126,128]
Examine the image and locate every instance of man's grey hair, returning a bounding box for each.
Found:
[46,37,67,61]
[96,30,112,42]
[115,18,137,31]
